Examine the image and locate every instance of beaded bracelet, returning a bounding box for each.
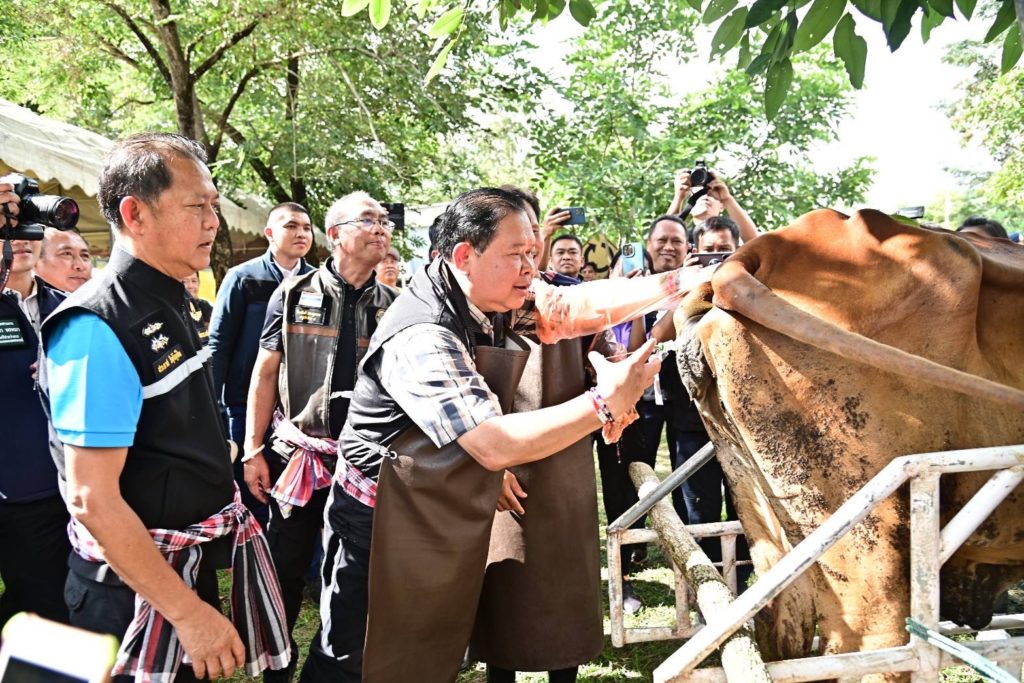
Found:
[587,387,615,424]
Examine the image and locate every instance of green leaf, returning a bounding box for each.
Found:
[426,7,464,38]
[745,0,787,28]
[883,0,917,51]
[546,0,566,19]
[425,38,457,84]
[1001,24,1023,72]
[737,32,752,68]
[921,5,944,42]
[793,0,846,52]
[984,0,1016,43]
[685,0,704,11]
[568,0,597,26]
[531,0,549,21]
[764,57,793,120]
[369,0,391,29]
[774,11,799,59]
[833,12,867,88]
[954,0,976,20]
[711,8,749,58]
[851,0,884,22]
[746,51,772,76]
[926,0,954,18]
[702,0,738,25]
[341,0,370,17]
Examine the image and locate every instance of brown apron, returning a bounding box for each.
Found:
[363,343,530,683]
[470,336,604,671]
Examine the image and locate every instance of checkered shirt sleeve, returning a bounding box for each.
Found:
[379,323,502,448]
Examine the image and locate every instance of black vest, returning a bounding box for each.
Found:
[339,259,497,481]
[41,249,234,541]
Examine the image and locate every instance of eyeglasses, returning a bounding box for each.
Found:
[330,218,395,233]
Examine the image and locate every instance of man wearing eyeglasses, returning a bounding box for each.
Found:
[242,191,399,682]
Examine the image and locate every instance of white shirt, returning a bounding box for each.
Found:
[274,259,302,279]
[5,279,40,334]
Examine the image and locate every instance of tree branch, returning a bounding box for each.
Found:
[219,120,291,204]
[104,0,171,84]
[98,39,140,69]
[192,17,263,82]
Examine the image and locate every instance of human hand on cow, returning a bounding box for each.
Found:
[0,178,20,230]
[497,470,527,515]
[589,338,661,419]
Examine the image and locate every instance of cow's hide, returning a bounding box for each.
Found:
[674,209,1024,674]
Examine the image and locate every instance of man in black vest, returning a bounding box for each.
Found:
[0,184,70,628]
[299,188,712,682]
[243,191,398,682]
[41,134,288,682]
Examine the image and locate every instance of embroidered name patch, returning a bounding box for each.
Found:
[0,318,27,348]
[293,305,328,326]
[153,345,185,375]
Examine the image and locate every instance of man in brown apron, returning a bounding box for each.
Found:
[299,187,709,683]
[471,188,603,683]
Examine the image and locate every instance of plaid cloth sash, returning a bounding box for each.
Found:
[268,410,335,518]
[68,487,290,682]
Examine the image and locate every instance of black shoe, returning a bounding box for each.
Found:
[622,581,642,615]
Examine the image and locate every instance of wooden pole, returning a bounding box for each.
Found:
[629,462,772,683]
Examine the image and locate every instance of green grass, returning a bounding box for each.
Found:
[7,434,1015,681]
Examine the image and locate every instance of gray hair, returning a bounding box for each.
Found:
[324,191,377,231]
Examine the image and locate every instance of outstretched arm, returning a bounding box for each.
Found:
[528,266,714,344]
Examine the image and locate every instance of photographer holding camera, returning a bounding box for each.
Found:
[0,176,72,630]
[668,165,759,244]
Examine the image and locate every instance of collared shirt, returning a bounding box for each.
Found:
[5,279,40,333]
[275,259,301,280]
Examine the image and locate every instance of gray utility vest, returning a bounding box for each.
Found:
[277,262,398,439]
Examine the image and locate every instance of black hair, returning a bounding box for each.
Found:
[645,214,689,241]
[694,215,740,249]
[98,133,208,230]
[435,188,527,261]
[270,201,309,217]
[957,216,1008,239]
[498,185,541,220]
[551,233,583,249]
[427,213,444,257]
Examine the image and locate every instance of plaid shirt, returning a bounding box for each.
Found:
[68,487,290,682]
[267,410,336,518]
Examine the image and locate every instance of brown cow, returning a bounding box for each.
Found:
[673,209,1024,676]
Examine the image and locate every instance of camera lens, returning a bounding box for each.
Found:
[691,167,709,187]
[21,195,80,230]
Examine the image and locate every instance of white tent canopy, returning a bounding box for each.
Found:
[0,98,291,241]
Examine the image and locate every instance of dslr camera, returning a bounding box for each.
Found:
[1,174,80,241]
[689,161,715,188]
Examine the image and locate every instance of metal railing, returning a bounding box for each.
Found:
[606,443,1024,682]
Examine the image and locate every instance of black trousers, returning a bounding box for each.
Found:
[264,461,330,682]
[298,487,373,683]
[0,494,71,629]
[594,418,652,578]
[64,559,220,683]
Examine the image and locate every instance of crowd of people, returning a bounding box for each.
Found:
[0,133,1017,683]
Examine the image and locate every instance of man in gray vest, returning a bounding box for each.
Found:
[242,191,399,682]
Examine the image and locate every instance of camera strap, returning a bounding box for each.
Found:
[677,185,710,221]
